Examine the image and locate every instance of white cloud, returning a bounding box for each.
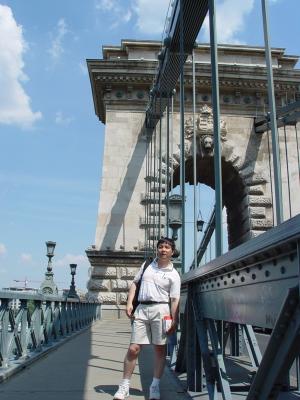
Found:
[0,243,7,256]
[201,0,255,44]
[95,0,133,29]
[96,0,115,11]
[0,5,42,128]
[55,254,89,268]
[48,18,68,61]
[123,9,132,23]
[55,111,73,125]
[96,0,281,39]
[20,253,33,263]
[133,0,170,35]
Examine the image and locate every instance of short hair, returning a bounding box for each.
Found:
[157,237,176,251]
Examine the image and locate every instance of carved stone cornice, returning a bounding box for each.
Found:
[87,41,300,123]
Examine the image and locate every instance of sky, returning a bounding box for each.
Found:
[0,0,299,293]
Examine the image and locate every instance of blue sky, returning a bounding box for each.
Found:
[0,0,299,292]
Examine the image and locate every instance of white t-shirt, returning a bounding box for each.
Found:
[133,259,181,302]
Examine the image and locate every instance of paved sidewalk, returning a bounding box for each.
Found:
[0,319,190,400]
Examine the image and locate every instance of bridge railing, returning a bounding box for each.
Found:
[0,291,101,380]
[175,213,300,398]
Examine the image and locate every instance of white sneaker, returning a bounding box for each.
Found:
[113,383,129,400]
[149,384,160,400]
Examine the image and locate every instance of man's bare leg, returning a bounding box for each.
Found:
[149,345,166,399]
[123,343,142,378]
[153,344,166,378]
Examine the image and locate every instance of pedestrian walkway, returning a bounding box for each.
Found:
[0,319,190,400]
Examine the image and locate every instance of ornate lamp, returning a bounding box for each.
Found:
[68,263,79,299]
[197,219,205,232]
[39,241,58,295]
[46,241,56,271]
[168,194,183,241]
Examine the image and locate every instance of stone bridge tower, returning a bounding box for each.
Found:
[86,40,300,317]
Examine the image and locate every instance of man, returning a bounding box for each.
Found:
[113,237,181,400]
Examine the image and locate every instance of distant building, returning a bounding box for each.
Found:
[1,286,39,310]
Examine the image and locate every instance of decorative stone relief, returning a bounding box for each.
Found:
[245,174,267,186]
[249,207,266,218]
[164,105,229,168]
[221,144,234,160]
[251,219,273,230]
[248,185,264,195]
[249,195,272,207]
[184,104,227,157]
[227,153,241,166]
[119,293,129,304]
[120,267,139,279]
[111,279,131,291]
[231,155,245,170]
[98,293,117,304]
[87,279,110,291]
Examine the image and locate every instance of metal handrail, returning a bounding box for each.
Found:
[0,292,101,376]
[182,213,300,285]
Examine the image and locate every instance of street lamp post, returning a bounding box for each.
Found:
[168,194,183,240]
[168,194,183,274]
[39,241,59,295]
[68,263,79,299]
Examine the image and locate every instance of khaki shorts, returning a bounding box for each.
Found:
[130,303,170,345]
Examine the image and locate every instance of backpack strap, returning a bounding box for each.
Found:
[138,256,153,282]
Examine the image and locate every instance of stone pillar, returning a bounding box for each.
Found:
[86,40,300,313]
[95,110,148,252]
[86,249,144,318]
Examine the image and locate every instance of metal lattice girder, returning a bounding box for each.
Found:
[241,325,262,368]
[146,0,209,127]
[192,293,230,398]
[182,214,300,329]
[247,285,300,399]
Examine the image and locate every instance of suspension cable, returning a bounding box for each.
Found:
[283,125,292,218]
[170,92,174,194]
[179,0,186,274]
[147,130,152,255]
[209,0,223,256]
[145,129,149,257]
[159,95,163,238]
[295,124,300,185]
[267,128,275,225]
[153,111,157,249]
[149,118,154,252]
[192,49,197,270]
[166,95,170,236]
[261,0,283,224]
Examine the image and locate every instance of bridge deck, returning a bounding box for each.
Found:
[0,319,189,400]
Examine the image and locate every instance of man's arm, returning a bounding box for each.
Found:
[126,281,137,318]
[168,297,180,334]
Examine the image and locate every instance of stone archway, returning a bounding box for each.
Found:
[163,105,273,249]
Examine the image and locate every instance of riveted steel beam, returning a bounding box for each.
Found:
[182,214,300,329]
